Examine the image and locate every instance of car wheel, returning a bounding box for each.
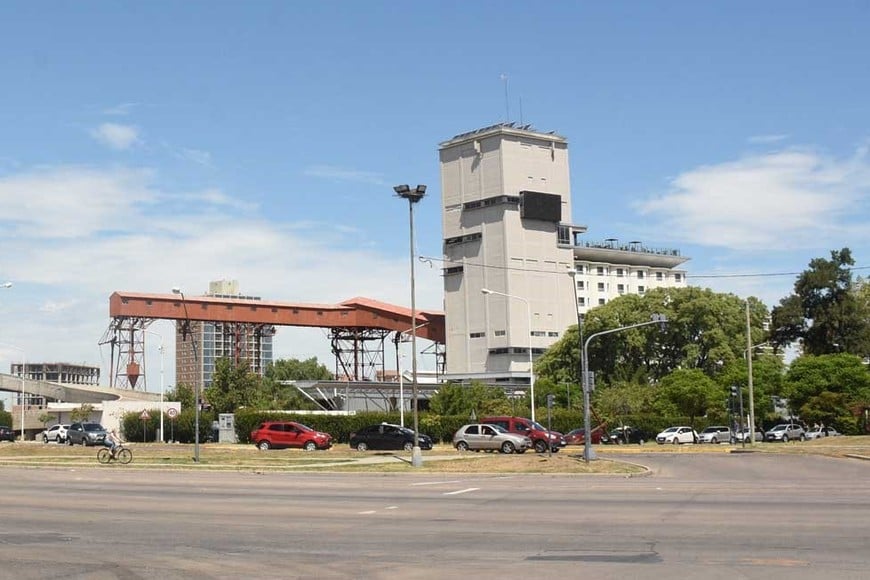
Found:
[710,437,718,444]
[43,435,48,444]
[782,435,789,443]
[533,440,548,453]
[799,434,806,441]
[356,442,369,452]
[672,438,679,445]
[81,439,88,447]
[257,440,271,451]
[403,441,414,452]
[637,439,645,445]
[67,437,74,446]
[615,438,622,445]
[303,441,317,452]
[456,441,469,452]
[500,441,516,454]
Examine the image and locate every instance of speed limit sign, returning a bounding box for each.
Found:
[167,407,178,419]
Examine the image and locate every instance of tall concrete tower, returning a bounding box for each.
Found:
[439,123,581,385]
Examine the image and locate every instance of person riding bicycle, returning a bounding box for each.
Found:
[104,429,122,459]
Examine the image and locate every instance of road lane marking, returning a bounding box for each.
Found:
[385,506,398,510]
[358,510,377,515]
[411,480,461,486]
[443,487,480,496]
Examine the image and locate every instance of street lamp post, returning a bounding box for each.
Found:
[398,353,405,428]
[144,330,165,443]
[582,314,668,462]
[481,288,535,422]
[394,184,426,468]
[1,343,26,441]
[172,287,200,462]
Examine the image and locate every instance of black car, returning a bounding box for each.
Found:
[349,423,433,451]
[603,426,647,445]
[0,426,15,442]
[67,422,108,446]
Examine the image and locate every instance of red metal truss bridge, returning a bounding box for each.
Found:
[100,292,446,390]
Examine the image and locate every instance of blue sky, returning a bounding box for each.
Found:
[1,2,868,397]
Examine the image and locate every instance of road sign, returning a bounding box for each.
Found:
[140,410,151,420]
[167,407,178,419]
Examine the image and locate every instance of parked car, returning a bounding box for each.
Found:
[480,416,566,453]
[453,423,531,454]
[697,426,731,444]
[806,425,841,439]
[66,422,108,446]
[349,423,433,451]
[656,426,698,445]
[564,426,608,445]
[0,426,14,442]
[250,421,332,451]
[734,426,765,443]
[764,423,807,442]
[604,426,647,445]
[41,424,70,444]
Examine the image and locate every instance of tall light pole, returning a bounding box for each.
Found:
[394,183,426,468]
[582,314,668,462]
[481,288,535,422]
[172,287,200,462]
[144,329,165,443]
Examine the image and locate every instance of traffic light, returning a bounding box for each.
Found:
[730,385,738,398]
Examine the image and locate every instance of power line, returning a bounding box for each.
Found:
[423,254,870,280]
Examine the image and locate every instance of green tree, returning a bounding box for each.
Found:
[429,382,510,417]
[535,287,768,387]
[204,358,262,414]
[655,369,722,427]
[783,353,870,424]
[259,357,331,410]
[70,404,94,423]
[770,248,870,357]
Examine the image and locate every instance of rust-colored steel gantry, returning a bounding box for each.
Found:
[100,292,446,390]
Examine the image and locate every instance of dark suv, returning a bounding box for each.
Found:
[349,423,433,451]
[0,426,15,442]
[66,422,108,446]
[480,416,566,453]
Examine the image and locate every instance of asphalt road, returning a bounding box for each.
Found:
[0,453,867,579]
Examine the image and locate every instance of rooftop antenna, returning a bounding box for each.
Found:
[500,73,510,122]
[519,96,524,126]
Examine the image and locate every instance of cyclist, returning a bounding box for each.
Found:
[104,429,122,459]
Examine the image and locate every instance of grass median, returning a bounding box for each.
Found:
[1,436,866,473]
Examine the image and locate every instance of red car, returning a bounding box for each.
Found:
[564,427,607,445]
[250,421,333,451]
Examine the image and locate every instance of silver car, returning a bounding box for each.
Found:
[805,425,840,439]
[764,423,806,442]
[697,426,731,444]
[453,424,531,454]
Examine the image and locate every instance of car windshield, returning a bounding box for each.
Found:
[701,428,719,434]
[295,423,314,432]
[530,421,548,431]
[663,427,678,433]
[83,424,104,432]
[772,425,786,431]
[490,425,509,433]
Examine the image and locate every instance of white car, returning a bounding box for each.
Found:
[805,426,840,439]
[41,424,70,444]
[697,426,731,444]
[656,426,698,445]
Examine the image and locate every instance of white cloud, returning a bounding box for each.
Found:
[0,164,441,387]
[748,134,789,144]
[635,146,870,251]
[304,164,386,185]
[91,123,140,150]
[102,103,139,116]
[177,147,213,167]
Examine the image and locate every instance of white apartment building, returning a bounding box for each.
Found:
[439,123,687,384]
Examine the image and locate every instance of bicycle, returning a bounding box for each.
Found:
[97,444,133,465]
